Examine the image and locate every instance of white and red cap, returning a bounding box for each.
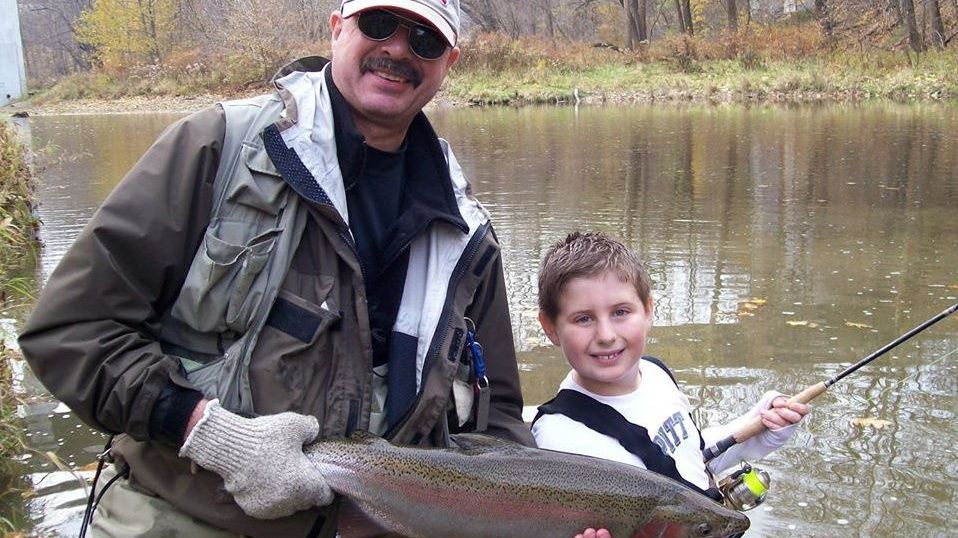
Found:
[340,0,460,46]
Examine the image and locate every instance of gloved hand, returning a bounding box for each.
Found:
[179,399,333,519]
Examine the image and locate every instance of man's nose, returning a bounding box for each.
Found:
[378,25,413,56]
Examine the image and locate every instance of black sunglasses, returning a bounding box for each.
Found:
[356,9,449,61]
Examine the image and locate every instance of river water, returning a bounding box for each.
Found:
[3,102,957,537]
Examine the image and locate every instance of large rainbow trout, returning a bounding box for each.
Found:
[305,432,749,538]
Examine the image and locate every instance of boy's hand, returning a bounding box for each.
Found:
[575,529,612,538]
[760,395,810,430]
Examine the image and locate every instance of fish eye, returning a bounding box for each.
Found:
[695,522,713,536]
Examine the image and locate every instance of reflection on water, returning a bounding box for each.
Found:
[7,103,958,537]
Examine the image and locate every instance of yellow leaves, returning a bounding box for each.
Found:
[76,0,180,69]
[78,461,102,473]
[786,320,820,328]
[738,298,766,316]
[851,417,893,430]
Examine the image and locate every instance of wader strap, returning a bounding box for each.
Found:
[534,389,723,502]
[305,496,341,538]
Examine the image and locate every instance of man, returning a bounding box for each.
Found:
[18,1,533,536]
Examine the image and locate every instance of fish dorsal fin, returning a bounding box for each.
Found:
[449,433,530,455]
[348,430,390,445]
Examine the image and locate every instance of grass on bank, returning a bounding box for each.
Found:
[0,121,38,477]
[29,22,958,107]
[444,30,958,104]
[0,122,39,270]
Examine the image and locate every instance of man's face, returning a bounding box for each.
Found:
[329,9,460,135]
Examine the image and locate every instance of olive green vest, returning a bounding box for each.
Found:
[159,94,308,416]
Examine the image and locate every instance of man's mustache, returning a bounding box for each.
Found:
[361,57,422,87]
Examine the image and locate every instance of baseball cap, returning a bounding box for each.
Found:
[340,0,460,46]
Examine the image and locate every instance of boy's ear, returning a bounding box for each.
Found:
[538,311,560,346]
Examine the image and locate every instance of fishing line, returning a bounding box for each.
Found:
[892,345,958,388]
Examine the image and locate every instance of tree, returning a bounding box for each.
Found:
[925,0,946,48]
[539,0,556,38]
[18,0,94,80]
[622,0,648,48]
[75,0,180,68]
[634,0,648,43]
[813,0,833,37]
[899,0,924,52]
[674,0,694,34]
[725,0,738,31]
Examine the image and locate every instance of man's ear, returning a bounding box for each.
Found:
[538,311,560,346]
[446,46,460,69]
[329,11,344,41]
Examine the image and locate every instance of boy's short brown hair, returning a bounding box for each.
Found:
[538,231,652,321]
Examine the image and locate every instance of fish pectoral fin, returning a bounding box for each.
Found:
[336,498,394,538]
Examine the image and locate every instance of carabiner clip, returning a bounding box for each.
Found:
[464,318,490,431]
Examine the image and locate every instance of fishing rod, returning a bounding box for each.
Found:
[703,301,958,462]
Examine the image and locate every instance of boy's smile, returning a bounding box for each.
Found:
[539,271,653,396]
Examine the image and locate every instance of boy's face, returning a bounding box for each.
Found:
[539,271,653,396]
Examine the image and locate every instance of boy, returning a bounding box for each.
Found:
[532,232,809,519]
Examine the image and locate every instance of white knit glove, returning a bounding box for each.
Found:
[179,399,333,519]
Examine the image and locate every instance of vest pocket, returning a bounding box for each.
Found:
[171,219,281,334]
[251,286,340,415]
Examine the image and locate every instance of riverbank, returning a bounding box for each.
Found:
[0,122,38,481]
[10,59,957,117]
[10,30,958,116]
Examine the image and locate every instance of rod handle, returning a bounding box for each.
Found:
[732,381,828,444]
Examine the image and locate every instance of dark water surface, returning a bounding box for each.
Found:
[3,103,957,537]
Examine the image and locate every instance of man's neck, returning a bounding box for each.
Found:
[353,116,408,152]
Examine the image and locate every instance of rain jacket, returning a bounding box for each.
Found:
[18,57,533,537]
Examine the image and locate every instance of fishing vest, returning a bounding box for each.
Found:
[157,93,305,416]
[157,68,491,433]
[533,357,724,502]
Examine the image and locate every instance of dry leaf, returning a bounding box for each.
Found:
[845,321,873,329]
[740,303,760,311]
[851,417,893,429]
[78,461,101,473]
[786,320,809,326]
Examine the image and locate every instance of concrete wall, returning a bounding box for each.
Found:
[0,0,28,106]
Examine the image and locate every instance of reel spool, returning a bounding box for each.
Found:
[718,462,770,511]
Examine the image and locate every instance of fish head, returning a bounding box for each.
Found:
[632,495,750,538]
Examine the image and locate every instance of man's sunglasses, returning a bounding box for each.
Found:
[356,9,450,61]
